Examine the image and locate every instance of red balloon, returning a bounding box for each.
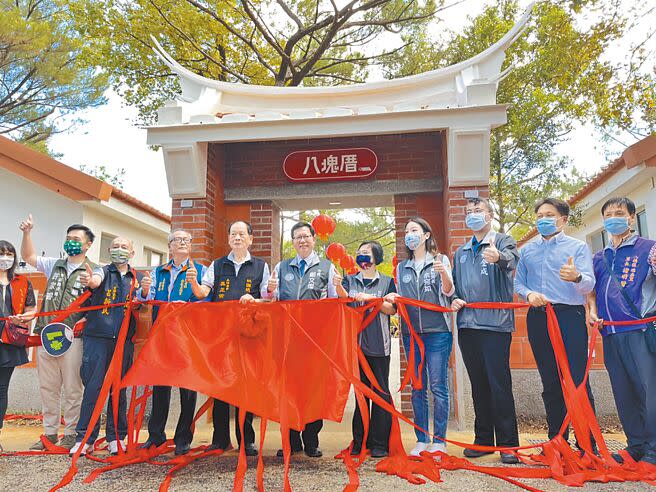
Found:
[347,267,359,276]
[340,255,356,271]
[312,214,336,241]
[326,242,347,263]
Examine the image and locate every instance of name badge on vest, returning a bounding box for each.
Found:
[41,322,74,357]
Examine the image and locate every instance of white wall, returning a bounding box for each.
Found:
[565,166,656,245]
[83,201,169,266]
[0,168,84,259]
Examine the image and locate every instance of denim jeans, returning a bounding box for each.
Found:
[402,331,452,443]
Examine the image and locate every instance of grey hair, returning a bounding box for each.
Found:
[168,229,192,243]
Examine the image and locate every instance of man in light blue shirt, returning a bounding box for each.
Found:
[514,197,596,451]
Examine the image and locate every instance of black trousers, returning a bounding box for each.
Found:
[352,355,392,451]
[147,386,197,447]
[604,329,656,458]
[527,305,596,443]
[289,420,323,451]
[0,367,14,430]
[211,399,255,448]
[458,329,519,447]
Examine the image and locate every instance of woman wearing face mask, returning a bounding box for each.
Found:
[385,218,455,457]
[338,241,396,458]
[0,240,37,452]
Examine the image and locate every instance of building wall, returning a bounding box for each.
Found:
[0,168,84,259]
[82,202,170,266]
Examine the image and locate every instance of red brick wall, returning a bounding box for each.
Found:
[221,132,445,191]
[250,201,282,267]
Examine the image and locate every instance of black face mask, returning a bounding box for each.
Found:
[356,254,373,269]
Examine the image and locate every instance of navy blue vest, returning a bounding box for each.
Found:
[211,255,265,302]
[152,260,204,321]
[85,264,141,339]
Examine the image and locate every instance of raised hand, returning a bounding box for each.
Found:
[482,243,500,263]
[185,260,198,285]
[433,256,445,274]
[267,269,279,293]
[19,213,34,233]
[79,264,93,287]
[332,270,343,287]
[559,256,579,282]
[140,273,152,294]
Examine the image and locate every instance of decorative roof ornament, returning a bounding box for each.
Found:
[151,3,534,125]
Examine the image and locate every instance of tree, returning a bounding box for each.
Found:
[79,164,126,187]
[384,0,651,239]
[0,0,107,150]
[282,207,396,275]
[74,0,453,123]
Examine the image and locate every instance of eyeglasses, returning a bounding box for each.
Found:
[293,234,313,242]
[170,237,192,244]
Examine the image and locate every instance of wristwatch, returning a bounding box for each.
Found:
[574,273,583,283]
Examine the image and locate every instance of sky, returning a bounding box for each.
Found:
[47,0,648,215]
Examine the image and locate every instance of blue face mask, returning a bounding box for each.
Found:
[604,217,629,236]
[466,212,488,232]
[536,217,559,237]
[405,233,423,251]
[356,254,373,269]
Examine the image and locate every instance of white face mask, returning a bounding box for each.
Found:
[0,255,14,271]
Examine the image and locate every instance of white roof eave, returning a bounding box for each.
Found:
[150,3,533,117]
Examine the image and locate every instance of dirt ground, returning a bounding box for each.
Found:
[0,416,650,492]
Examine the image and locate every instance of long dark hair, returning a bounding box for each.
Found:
[0,240,18,281]
[404,217,439,260]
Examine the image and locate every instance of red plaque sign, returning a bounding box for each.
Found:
[283,148,378,182]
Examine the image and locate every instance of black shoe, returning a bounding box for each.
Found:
[139,440,163,450]
[305,447,323,458]
[371,448,388,458]
[276,447,302,457]
[207,442,233,452]
[500,452,519,464]
[174,444,191,456]
[350,443,362,456]
[464,447,494,458]
[241,443,258,456]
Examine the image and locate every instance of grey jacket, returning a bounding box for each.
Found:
[343,272,395,357]
[452,230,518,332]
[396,253,453,335]
[278,256,332,301]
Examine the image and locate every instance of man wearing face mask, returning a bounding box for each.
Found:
[268,221,342,459]
[70,237,143,456]
[20,215,97,451]
[588,197,656,465]
[514,198,596,452]
[450,198,520,464]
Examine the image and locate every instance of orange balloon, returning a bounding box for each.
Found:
[340,254,356,271]
[326,242,347,263]
[312,214,336,241]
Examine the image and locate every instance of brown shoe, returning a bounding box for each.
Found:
[30,434,58,451]
[57,435,77,450]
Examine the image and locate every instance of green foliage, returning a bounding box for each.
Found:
[74,0,441,123]
[79,164,126,187]
[384,0,652,239]
[283,208,396,276]
[0,0,107,146]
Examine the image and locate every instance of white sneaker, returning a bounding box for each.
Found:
[426,442,447,454]
[69,441,92,457]
[410,442,429,457]
[108,440,126,455]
